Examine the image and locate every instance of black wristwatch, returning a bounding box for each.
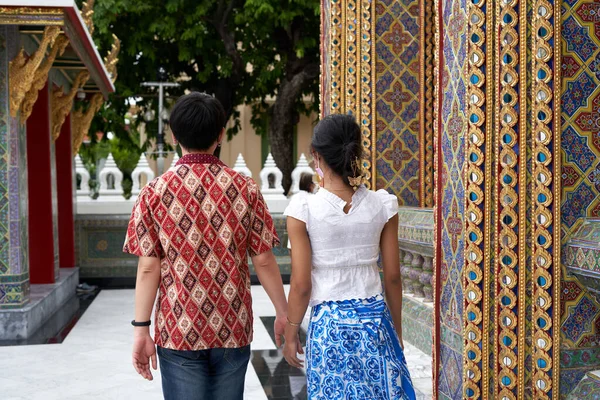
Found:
[131,320,151,327]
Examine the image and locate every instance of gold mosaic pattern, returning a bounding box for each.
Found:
[531,0,561,398]
[464,0,490,397]
[329,0,343,116]
[494,0,525,396]
[323,0,375,188]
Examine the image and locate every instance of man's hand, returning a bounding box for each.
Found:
[274,315,287,347]
[132,330,157,380]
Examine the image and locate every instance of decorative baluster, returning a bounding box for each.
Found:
[401,251,414,294]
[290,153,315,195]
[420,256,433,302]
[233,153,252,178]
[131,153,155,196]
[97,153,124,200]
[259,153,288,212]
[410,254,425,297]
[75,155,91,198]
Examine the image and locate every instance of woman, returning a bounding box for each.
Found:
[282,114,415,399]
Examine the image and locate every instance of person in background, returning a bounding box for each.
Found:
[282,114,416,399]
[298,172,317,195]
[123,92,291,400]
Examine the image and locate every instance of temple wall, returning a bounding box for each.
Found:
[0,26,29,308]
[559,0,600,390]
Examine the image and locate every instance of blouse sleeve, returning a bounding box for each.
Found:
[283,194,309,223]
[376,189,399,221]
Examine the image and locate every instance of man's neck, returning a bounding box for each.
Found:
[181,148,217,156]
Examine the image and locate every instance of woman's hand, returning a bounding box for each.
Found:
[283,334,304,369]
[132,329,157,380]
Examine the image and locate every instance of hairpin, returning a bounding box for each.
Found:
[348,157,364,191]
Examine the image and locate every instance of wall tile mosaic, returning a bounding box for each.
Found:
[375,0,422,206]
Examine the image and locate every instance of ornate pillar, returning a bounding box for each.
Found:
[439,0,563,397]
[26,82,57,284]
[0,26,29,308]
[56,114,75,268]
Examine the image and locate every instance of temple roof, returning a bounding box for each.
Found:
[0,0,115,97]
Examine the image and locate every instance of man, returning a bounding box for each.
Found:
[123,92,291,400]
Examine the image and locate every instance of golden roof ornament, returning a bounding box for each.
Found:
[51,71,90,141]
[104,34,120,83]
[20,35,69,124]
[81,0,95,36]
[9,26,61,118]
[72,93,104,154]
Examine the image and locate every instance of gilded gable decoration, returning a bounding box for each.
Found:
[20,35,69,124]
[51,71,89,141]
[8,26,61,117]
[71,93,104,154]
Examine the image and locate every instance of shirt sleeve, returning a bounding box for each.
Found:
[123,186,163,258]
[247,179,281,256]
[283,194,309,223]
[376,189,399,221]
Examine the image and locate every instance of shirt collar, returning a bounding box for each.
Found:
[316,185,368,210]
[176,153,224,166]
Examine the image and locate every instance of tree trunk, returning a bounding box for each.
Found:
[269,64,319,194]
[269,99,295,195]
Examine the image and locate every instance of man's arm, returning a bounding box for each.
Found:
[132,256,161,380]
[251,250,288,346]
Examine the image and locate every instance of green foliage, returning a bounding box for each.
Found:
[79,0,320,151]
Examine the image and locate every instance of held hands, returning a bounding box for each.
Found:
[132,329,157,380]
[281,316,305,369]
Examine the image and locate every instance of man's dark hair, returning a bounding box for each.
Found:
[168,92,226,151]
[299,173,314,192]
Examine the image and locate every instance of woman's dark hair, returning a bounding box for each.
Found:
[299,173,314,192]
[311,114,362,186]
[169,92,226,151]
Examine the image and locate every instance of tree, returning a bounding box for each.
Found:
[87,0,320,193]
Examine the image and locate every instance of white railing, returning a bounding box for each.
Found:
[75,152,314,214]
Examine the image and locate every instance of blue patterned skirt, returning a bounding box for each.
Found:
[306,294,416,400]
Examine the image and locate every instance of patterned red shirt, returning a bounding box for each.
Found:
[123,154,279,350]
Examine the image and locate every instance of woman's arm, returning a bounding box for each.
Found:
[283,216,312,368]
[380,214,404,348]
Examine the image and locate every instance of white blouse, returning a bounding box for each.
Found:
[283,185,398,306]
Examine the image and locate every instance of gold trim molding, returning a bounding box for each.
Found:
[20,35,69,124]
[51,71,89,142]
[0,7,64,26]
[71,93,104,154]
[8,26,61,118]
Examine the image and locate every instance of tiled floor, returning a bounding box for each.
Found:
[0,286,432,399]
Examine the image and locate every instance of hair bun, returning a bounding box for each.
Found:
[311,114,363,187]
